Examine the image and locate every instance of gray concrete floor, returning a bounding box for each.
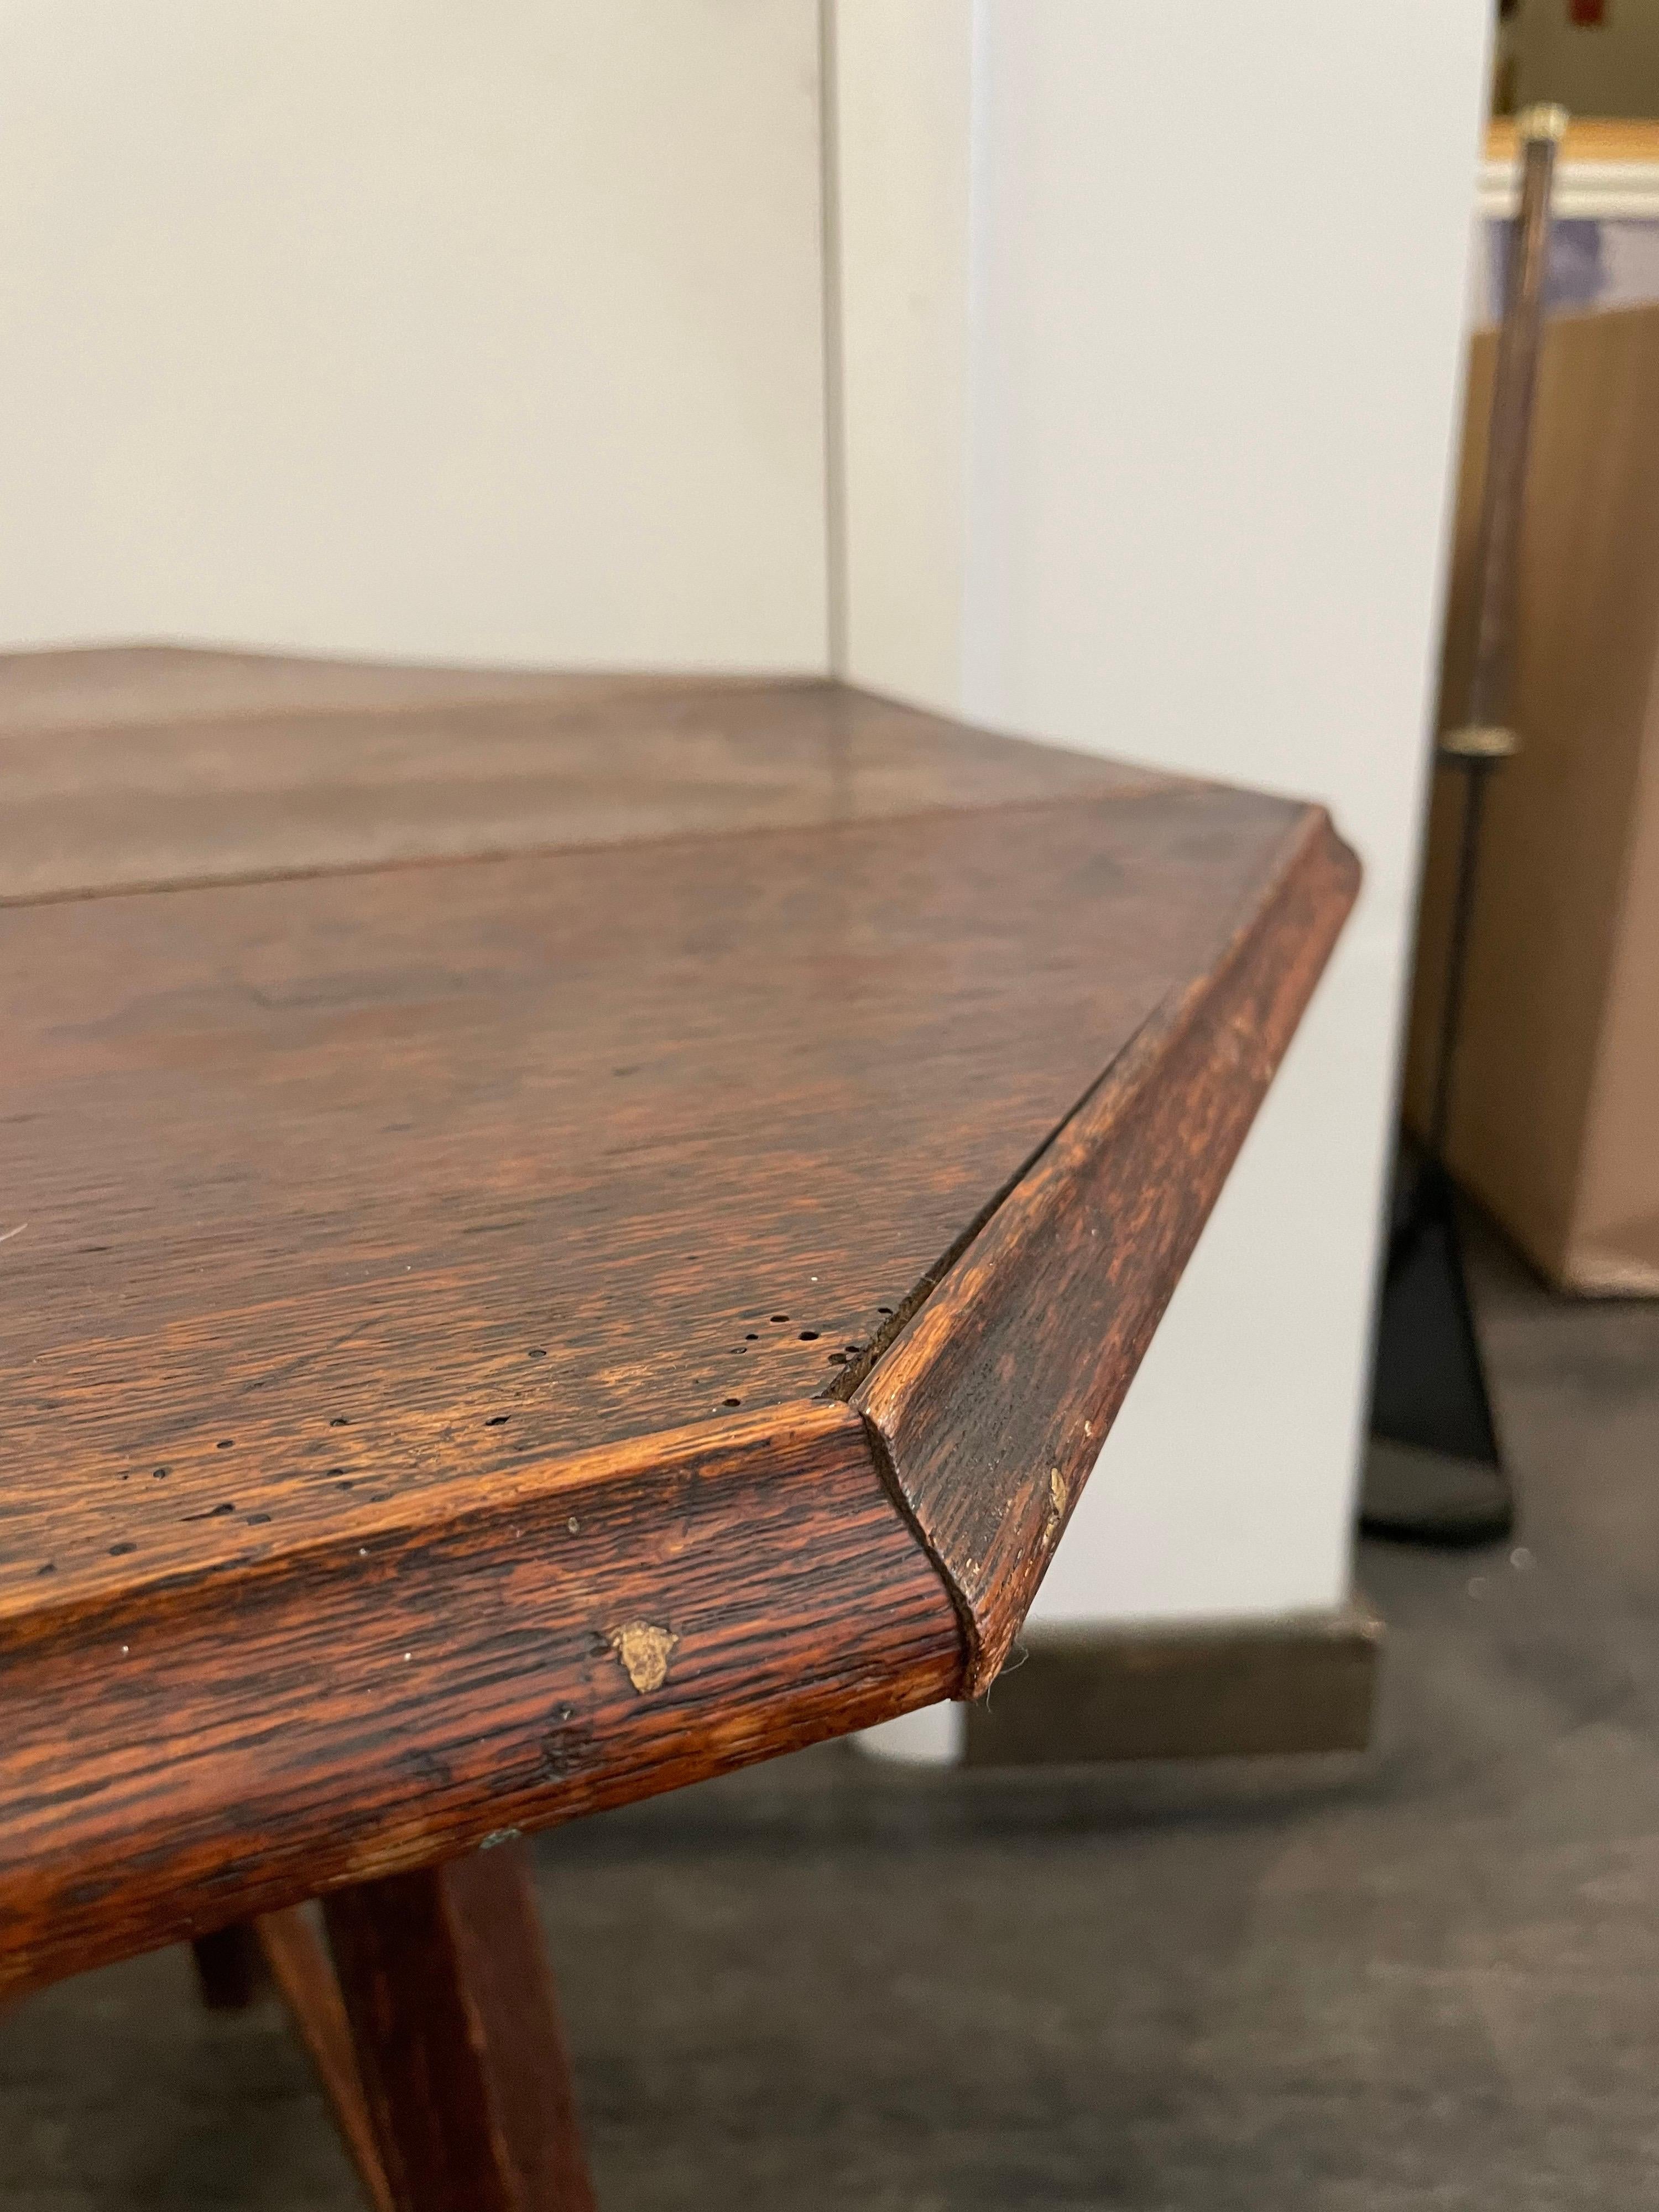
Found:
[6,1228,1658,2210]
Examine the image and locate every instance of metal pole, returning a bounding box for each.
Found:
[1428,102,1566,1161]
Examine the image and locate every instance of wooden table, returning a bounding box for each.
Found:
[0,648,1357,2209]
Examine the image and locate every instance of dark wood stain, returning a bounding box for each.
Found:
[0,644,751,734]
[0,644,1159,902]
[324,1839,593,2211]
[255,1905,397,2212]
[0,787,1305,1613]
[854,806,1359,1691]
[0,1407,959,1996]
[0,650,1356,2003]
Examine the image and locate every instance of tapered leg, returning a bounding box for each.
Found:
[191,1909,394,2210]
[322,1841,595,2212]
[254,1908,397,2212]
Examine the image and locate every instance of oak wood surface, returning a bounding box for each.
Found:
[324,1841,592,2212]
[0,644,1155,902]
[0,785,1305,1611]
[0,1406,960,1994]
[0,645,717,733]
[0,649,1357,1997]
[854,805,1358,1689]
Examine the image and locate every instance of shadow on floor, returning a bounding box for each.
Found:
[6,1229,1658,2210]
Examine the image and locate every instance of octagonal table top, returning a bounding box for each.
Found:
[0,646,1356,1995]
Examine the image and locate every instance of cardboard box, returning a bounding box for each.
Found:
[1404,303,1659,1293]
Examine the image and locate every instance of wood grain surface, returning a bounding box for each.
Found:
[0,788,1307,1611]
[0,645,1156,901]
[0,650,1356,1997]
[853,807,1359,1689]
[254,1906,397,2212]
[324,1842,593,2212]
[0,645,714,733]
[0,1406,959,1995]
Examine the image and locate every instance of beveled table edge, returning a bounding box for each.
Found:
[0,664,1359,1995]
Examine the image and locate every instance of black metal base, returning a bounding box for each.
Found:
[1363,1144,1515,1547]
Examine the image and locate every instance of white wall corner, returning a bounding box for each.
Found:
[824,0,978,703]
[0,2,832,669]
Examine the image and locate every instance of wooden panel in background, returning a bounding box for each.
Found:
[963,1600,1381,1767]
[1405,308,1659,1290]
[1486,117,1659,165]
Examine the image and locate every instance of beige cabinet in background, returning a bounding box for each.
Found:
[1406,304,1659,1293]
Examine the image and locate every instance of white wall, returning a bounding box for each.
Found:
[829,1,974,696]
[837,2,1490,1681]
[0,2,830,669]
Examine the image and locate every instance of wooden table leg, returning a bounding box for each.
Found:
[191,1924,263,2010]
[191,1908,395,2211]
[253,1908,397,2212]
[321,1840,596,2212]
